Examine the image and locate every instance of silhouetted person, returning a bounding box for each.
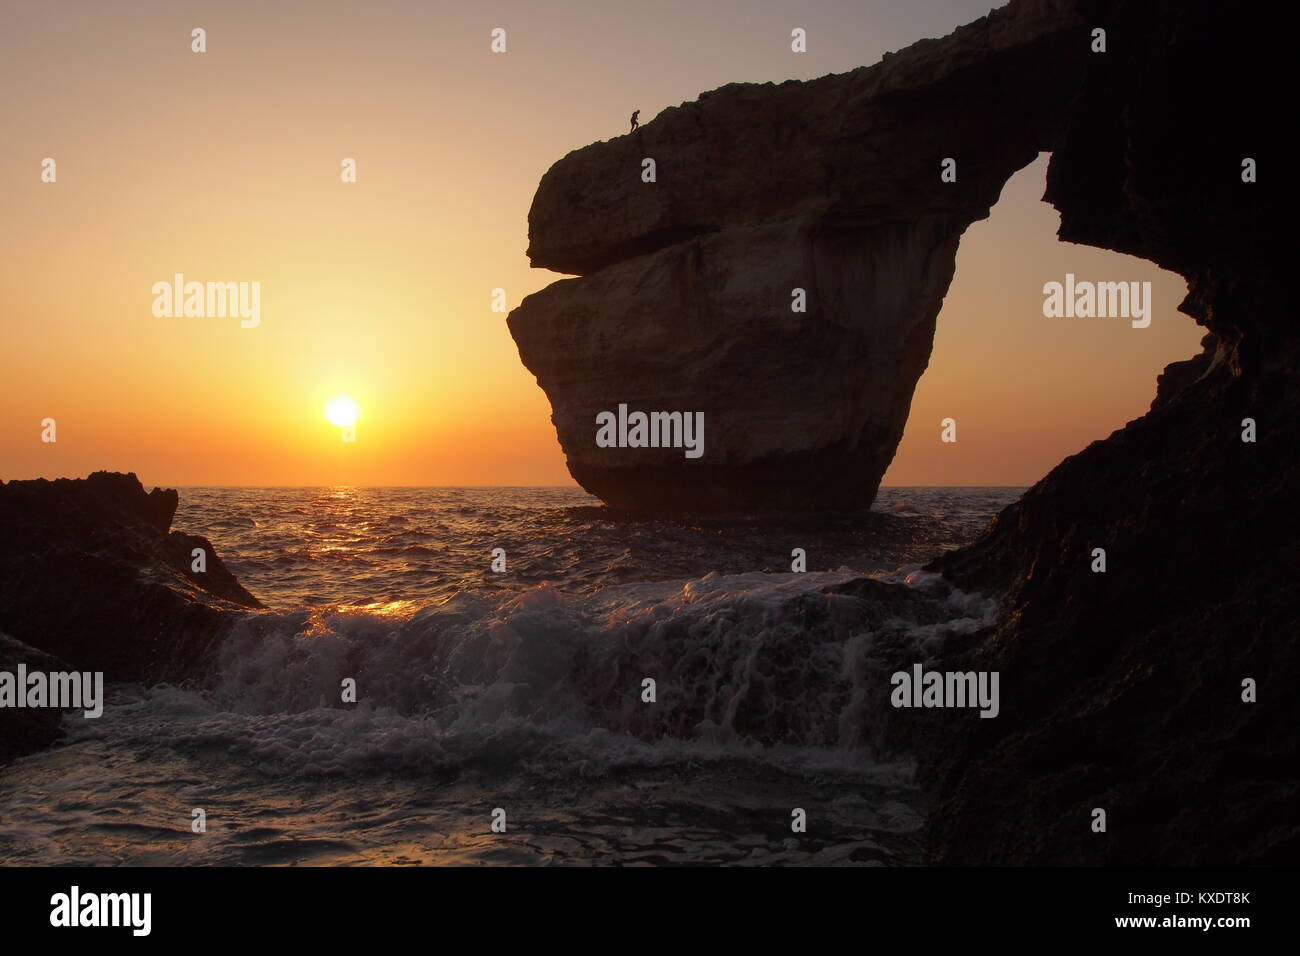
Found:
[630,110,640,132]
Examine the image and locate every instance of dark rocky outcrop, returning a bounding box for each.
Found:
[510,0,1092,512]
[917,0,1297,864]
[0,472,260,689]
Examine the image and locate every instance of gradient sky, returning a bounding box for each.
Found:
[0,0,1204,488]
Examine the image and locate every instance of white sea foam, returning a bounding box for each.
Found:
[166,568,996,770]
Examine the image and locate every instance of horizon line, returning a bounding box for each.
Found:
[1,478,1032,489]
[163,483,1032,490]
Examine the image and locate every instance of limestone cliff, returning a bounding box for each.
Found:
[509,0,1090,511]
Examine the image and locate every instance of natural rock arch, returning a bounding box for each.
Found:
[509,0,1092,512]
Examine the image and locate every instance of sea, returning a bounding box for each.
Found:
[0,486,1022,866]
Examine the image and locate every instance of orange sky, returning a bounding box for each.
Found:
[0,1,1203,488]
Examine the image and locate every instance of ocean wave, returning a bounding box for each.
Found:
[130,569,995,777]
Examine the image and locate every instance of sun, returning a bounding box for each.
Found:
[325,395,360,428]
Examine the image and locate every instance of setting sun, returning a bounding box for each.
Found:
[325,395,360,429]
